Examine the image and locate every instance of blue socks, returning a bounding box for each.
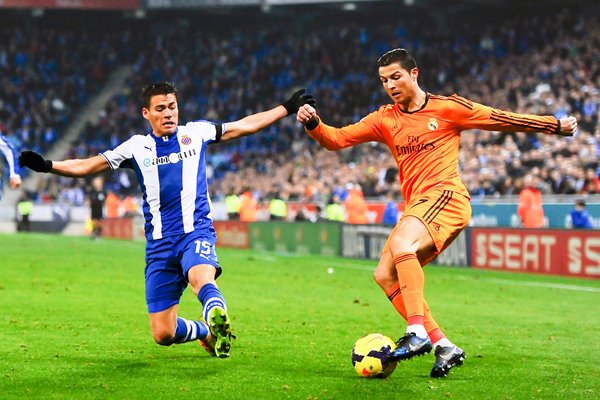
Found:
[198,283,227,323]
[171,283,227,345]
[174,317,209,343]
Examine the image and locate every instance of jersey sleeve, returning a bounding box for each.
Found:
[447,95,559,135]
[186,120,224,144]
[101,137,135,170]
[0,133,21,177]
[306,109,384,150]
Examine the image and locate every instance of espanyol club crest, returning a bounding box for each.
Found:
[181,135,192,145]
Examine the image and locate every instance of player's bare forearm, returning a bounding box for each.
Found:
[51,156,110,177]
[222,106,288,141]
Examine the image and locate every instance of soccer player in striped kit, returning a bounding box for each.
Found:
[0,130,22,195]
[19,81,315,358]
[297,48,577,377]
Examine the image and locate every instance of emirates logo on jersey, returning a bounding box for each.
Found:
[428,118,439,130]
[395,135,435,156]
[181,135,192,145]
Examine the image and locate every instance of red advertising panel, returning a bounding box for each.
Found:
[0,0,139,9]
[471,228,600,279]
[214,220,249,249]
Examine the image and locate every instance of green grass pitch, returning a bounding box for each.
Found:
[1,233,599,399]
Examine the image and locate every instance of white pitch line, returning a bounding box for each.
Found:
[227,252,600,293]
[323,262,600,293]
[466,277,600,293]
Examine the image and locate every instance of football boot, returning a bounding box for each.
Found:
[390,332,432,361]
[430,345,466,378]
[207,306,233,358]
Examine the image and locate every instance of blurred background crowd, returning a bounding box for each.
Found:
[1,0,599,220]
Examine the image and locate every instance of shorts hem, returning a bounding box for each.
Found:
[147,299,180,313]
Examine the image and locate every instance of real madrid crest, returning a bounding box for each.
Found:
[427,118,438,131]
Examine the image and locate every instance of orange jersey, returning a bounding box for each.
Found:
[306,94,559,203]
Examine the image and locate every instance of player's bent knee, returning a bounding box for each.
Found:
[373,264,394,288]
[372,267,384,286]
[152,328,176,346]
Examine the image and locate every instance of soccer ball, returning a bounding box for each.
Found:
[352,333,398,378]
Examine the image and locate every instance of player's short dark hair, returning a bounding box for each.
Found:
[141,81,177,108]
[377,48,417,71]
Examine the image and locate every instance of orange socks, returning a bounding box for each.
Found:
[384,284,407,319]
[393,252,425,324]
[385,283,446,342]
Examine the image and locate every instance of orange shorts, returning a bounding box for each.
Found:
[382,188,471,262]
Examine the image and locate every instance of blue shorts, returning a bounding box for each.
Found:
[145,229,221,313]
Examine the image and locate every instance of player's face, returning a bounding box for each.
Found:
[379,63,418,105]
[92,177,103,190]
[142,93,179,136]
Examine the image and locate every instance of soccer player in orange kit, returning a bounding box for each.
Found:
[296,48,578,378]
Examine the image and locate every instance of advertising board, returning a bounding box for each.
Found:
[471,227,600,279]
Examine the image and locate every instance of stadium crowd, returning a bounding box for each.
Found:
[2,3,600,216]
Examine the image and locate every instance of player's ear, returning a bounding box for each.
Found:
[411,67,419,81]
[142,107,150,121]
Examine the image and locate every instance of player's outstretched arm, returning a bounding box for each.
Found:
[19,151,110,177]
[222,88,316,142]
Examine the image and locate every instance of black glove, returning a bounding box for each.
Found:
[281,88,317,115]
[19,150,53,173]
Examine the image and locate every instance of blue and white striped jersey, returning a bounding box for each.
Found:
[0,131,21,178]
[101,121,223,241]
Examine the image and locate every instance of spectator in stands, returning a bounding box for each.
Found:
[570,199,593,229]
[517,174,545,228]
[1,5,596,216]
[0,25,128,154]
[583,168,600,194]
